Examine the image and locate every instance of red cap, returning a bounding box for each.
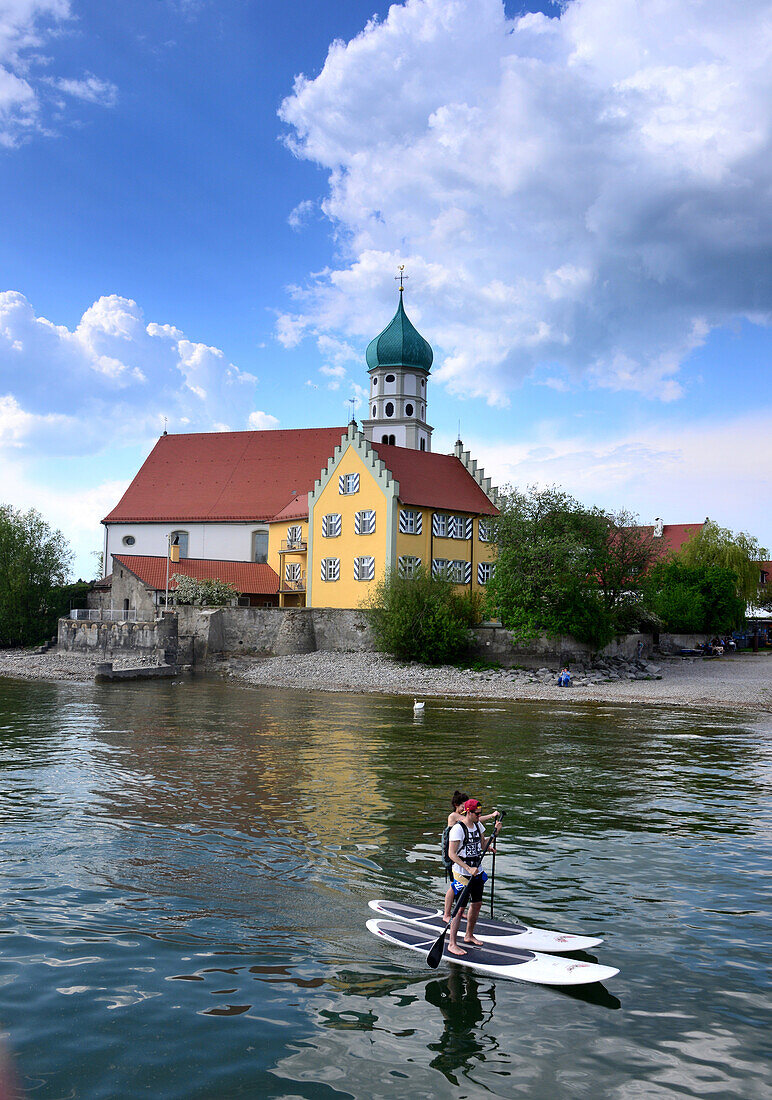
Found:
[464,799,482,813]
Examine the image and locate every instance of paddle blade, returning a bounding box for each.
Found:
[426,926,447,969]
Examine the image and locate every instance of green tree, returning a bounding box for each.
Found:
[644,559,745,634]
[485,486,642,648]
[679,520,768,605]
[0,505,72,647]
[172,574,240,606]
[365,566,479,665]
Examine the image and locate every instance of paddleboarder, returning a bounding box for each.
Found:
[442,791,500,922]
[447,799,502,956]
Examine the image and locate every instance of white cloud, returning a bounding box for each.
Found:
[0,1,116,146]
[247,410,280,430]
[461,408,772,549]
[0,290,263,451]
[278,0,772,405]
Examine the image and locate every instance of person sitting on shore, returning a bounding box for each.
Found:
[557,667,572,686]
[442,790,499,921]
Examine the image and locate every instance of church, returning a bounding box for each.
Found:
[101,286,500,613]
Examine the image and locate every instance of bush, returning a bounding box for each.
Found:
[172,574,240,606]
[365,568,479,665]
[644,560,744,634]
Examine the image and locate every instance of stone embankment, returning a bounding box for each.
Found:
[1,647,770,712]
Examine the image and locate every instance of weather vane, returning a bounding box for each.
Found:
[395,265,408,292]
[348,397,356,422]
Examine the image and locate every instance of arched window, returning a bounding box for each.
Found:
[385,402,394,417]
[252,529,268,563]
[171,530,189,558]
[389,434,395,445]
[405,403,413,416]
[381,434,389,443]
[421,379,425,388]
[372,405,376,417]
[373,377,378,387]
[420,439,426,451]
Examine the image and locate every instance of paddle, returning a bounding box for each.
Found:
[490,818,498,920]
[426,811,506,969]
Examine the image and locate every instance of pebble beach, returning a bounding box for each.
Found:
[1,647,771,713]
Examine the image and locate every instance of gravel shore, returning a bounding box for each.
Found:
[4,647,768,712]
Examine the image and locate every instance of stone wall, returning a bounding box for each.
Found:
[469,626,706,667]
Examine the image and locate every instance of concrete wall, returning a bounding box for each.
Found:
[105,521,269,574]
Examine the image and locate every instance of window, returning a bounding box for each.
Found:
[354,556,375,581]
[761,570,769,586]
[433,559,470,583]
[122,535,135,546]
[405,403,413,416]
[398,555,421,578]
[454,516,473,540]
[399,509,422,535]
[286,525,303,548]
[385,374,395,383]
[321,557,340,582]
[372,405,376,417]
[321,513,342,538]
[421,379,425,389]
[432,558,449,577]
[373,377,378,388]
[355,509,376,535]
[478,519,492,542]
[285,562,301,583]
[420,438,426,451]
[385,402,394,417]
[338,472,360,494]
[252,530,268,563]
[477,562,495,585]
[171,530,189,558]
[381,434,389,443]
[432,513,451,538]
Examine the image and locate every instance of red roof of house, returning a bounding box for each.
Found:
[640,522,705,557]
[103,427,347,523]
[372,443,498,515]
[272,494,309,522]
[113,555,279,594]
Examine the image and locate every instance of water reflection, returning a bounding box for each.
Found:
[425,971,494,1085]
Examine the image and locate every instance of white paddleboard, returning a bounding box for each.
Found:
[368,899,603,953]
[367,919,619,986]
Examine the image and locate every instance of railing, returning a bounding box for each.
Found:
[280,574,306,593]
[279,539,307,552]
[69,609,139,622]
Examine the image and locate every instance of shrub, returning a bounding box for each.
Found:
[172,574,240,606]
[365,567,479,665]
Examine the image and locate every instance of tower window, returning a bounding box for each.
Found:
[385,402,394,417]
[382,434,389,443]
[406,403,413,416]
[421,379,425,388]
[373,377,378,388]
[385,374,395,383]
[420,439,426,451]
[372,405,376,417]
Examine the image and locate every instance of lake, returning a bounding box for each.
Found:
[0,675,769,1098]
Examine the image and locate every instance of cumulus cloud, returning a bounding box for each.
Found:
[0,1,115,146]
[0,290,268,453]
[247,410,280,430]
[278,0,772,405]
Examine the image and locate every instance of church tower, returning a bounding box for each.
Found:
[361,277,433,452]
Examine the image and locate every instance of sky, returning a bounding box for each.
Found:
[0,0,770,580]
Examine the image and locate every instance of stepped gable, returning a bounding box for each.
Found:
[371,442,498,514]
[103,426,347,523]
[113,555,279,594]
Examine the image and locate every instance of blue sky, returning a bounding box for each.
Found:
[0,0,770,579]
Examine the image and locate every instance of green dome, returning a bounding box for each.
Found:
[365,294,433,373]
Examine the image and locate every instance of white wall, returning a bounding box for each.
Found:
[104,522,268,573]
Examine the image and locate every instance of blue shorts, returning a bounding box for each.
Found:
[451,869,487,903]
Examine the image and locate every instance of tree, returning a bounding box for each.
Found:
[365,566,479,665]
[0,505,72,647]
[485,486,648,648]
[679,520,768,605]
[171,574,240,606]
[644,559,745,634]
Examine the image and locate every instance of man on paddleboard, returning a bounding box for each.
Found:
[447,799,502,956]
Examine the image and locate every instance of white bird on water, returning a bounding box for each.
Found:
[413,699,425,714]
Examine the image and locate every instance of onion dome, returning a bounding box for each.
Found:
[365,293,433,373]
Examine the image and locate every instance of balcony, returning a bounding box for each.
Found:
[279,572,306,593]
[279,539,307,553]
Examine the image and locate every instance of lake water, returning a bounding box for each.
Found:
[0,675,770,1099]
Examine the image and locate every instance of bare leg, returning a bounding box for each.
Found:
[463,901,484,945]
[447,905,466,955]
[442,883,455,921]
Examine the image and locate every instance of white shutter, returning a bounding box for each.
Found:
[464,561,472,584]
[464,517,473,540]
[415,511,423,535]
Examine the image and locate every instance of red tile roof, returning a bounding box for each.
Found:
[103,427,347,523]
[372,443,498,515]
[639,522,705,557]
[113,555,279,594]
[272,493,309,522]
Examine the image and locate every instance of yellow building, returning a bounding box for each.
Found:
[103,286,500,611]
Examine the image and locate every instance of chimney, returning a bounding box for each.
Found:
[653,518,664,538]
